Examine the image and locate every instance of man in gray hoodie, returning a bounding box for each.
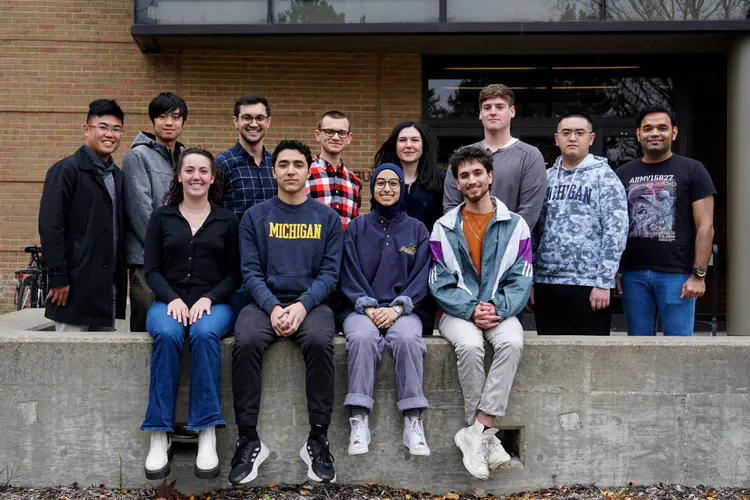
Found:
[530,113,628,335]
[123,93,187,332]
[443,84,547,231]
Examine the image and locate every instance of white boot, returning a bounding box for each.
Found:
[195,426,220,478]
[487,434,511,470]
[145,431,171,480]
[403,416,431,456]
[454,420,496,480]
[348,414,371,455]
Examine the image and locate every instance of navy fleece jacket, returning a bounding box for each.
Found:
[340,211,431,315]
[240,196,343,315]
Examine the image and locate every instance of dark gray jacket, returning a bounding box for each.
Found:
[122,132,184,265]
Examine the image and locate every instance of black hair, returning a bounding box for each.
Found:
[86,99,124,123]
[637,106,678,128]
[233,94,271,118]
[449,146,493,179]
[148,92,188,123]
[372,121,442,194]
[163,147,221,206]
[557,112,593,130]
[272,140,313,168]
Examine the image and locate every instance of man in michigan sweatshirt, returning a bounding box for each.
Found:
[531,113,628,335]
[229,140,343,486]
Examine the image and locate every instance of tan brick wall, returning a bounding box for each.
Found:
[0,0,422,312]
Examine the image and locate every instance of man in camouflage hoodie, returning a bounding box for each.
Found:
[531,113,628,335]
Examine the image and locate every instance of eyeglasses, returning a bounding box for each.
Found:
[87,124,124,135]
[239,114,268,125]
[558,129,591,139]
[319,128,350,139]
[374,179,401,190]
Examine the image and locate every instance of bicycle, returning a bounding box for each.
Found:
[15,245,49,310]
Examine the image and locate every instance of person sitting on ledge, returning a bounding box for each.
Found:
[429,146,532,480]
[337,163,432,457]
[141,147,240,481]
[229,140,343,486]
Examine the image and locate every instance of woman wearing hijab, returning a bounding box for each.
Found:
[337,163,432,458]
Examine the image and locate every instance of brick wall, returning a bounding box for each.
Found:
[0,0,422,312]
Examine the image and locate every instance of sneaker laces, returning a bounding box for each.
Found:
[350,417,366,444]
[309,437,335,466]
[233,439,259,467]
[408,417,427,445]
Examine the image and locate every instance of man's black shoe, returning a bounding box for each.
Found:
[299,435,336,483]
[228,437,269,485]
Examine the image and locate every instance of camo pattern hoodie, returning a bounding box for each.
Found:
[533,154,628,289]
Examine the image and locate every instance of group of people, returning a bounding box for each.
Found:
[37,83,715,484]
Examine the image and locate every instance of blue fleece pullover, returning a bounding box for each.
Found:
[340,211,431,316]
[240,196,343,315]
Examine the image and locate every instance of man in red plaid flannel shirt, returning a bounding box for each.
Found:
[306,110,362,229]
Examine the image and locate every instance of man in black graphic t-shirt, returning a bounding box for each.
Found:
[616,106,715,336]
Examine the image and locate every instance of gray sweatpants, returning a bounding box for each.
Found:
[343,312,429,413]
[439,314,523,425]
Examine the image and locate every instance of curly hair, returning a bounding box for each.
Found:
[448,146,493,179]
[163,147,222,206]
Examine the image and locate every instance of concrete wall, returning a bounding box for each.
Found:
[2,322,750,495]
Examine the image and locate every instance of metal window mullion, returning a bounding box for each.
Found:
[268,0,274,24]
[439,0,447,23]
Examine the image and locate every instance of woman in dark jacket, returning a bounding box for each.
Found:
[338,163,432,458]
[141,147,240,481]
[373,122,443,336]
[373,121,444,232]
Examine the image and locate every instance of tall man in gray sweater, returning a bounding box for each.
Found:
[443,84,547,231]
[123,93,187,332]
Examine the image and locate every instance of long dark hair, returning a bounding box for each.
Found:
[163,147,222,206]
[373,121,442,194]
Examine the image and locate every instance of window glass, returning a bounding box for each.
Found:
[605,0,750,20]
[135,0,268,24]
[274,0,439,23]
[447,0,599,22]
[605,136,640,169]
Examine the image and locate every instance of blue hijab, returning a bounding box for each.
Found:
[371,163,406,220]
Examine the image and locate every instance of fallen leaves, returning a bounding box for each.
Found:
[443,494,460,500]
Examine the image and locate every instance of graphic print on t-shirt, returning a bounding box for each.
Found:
[626,174,677,242]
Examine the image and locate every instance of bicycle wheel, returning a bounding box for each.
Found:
[16,276,31,310]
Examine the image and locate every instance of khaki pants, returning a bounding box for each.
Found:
[439,314,523,425]
[129,265,155,332]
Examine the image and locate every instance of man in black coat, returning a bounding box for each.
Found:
[39,99,128,331]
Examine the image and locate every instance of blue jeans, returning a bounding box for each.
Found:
[141,301,235,431]
[621,270,696,336]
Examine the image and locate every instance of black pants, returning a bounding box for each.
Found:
[232,302,335,427]
[534,283,612,336]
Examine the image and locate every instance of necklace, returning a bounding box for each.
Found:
[464,214,483,242]
[180,203,209,233]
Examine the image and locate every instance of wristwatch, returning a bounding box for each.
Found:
[692,266,707,278]
[392,306,403,318]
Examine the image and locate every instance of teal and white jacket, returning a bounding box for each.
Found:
[428,197,533,322]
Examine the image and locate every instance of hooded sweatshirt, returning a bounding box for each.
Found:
[122,132,184,265]
[533,154,628,289]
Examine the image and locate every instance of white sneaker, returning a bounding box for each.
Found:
[453,421,496,480]
[487,434,511,470]
[403,416,431,456]
[145,431,172,480]
[195,426,220,478]
[348,414,371,455]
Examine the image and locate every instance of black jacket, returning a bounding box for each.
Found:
[39,146,127,327]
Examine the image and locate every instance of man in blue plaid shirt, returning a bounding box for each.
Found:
[216,94,277,314]
[216,94,277,220]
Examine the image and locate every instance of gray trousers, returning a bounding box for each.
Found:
[129,265,155,332]
[439,314,523,425]
[343,312,429,413]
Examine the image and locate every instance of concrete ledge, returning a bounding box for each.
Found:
[2,327,750,494]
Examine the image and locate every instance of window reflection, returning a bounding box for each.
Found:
[447,0,599,22]
[427,67,674,119]
[604,0,750,20]
[274,0,439,23]
[606,136,640,169]
[135,0,268,24]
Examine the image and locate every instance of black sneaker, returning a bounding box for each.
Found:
[228,438,269,486]
[299,435,336,483]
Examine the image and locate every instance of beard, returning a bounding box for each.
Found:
[461,184,489,203]
[240,127,265,145]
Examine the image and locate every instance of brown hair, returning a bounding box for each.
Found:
[163,147,222,206]
[317,110,350,131]
[449,146,493,179]
[479,84,515,108]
